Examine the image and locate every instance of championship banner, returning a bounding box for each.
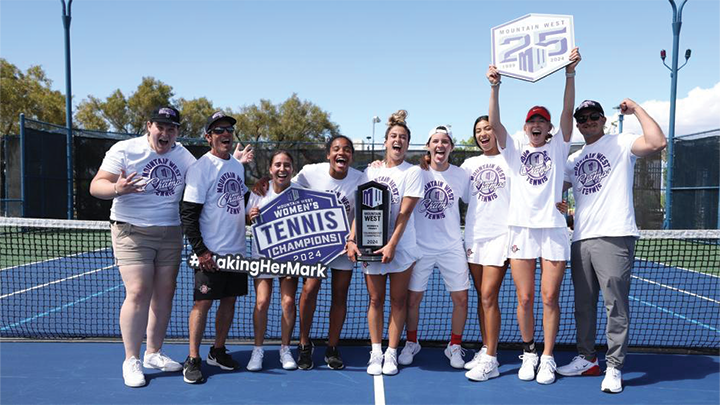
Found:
[252,187,350,266]
[491,14,575,82]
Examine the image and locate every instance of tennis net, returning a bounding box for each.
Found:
[1,217,718,352]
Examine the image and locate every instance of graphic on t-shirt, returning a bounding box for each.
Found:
[519,150,553,185]
[328,190,351,215]
[375,176,400,204]
[142,158,183,196]
[418,180,455,220]
[470,164,507,202]
[216,171,246,215]
[574,152,611,195]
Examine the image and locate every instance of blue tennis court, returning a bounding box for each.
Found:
[1,220,719,403]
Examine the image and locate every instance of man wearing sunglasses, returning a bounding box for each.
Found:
[559,99,666,393]
[180,111,253,383]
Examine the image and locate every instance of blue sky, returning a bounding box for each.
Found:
[2,0,719,144]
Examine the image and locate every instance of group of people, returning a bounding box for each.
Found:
[91,46,667,394]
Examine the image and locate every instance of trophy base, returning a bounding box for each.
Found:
[357,254,383,262]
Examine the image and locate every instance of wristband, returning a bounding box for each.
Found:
[490,81,501,87]
[566,72,576,78]
[346,239,356,244]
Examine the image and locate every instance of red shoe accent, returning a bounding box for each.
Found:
[581,365,602,376]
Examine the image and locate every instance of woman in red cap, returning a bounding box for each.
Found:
[485,47,581,385]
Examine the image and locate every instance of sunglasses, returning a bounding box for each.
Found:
[576,112,604,124]
[209,126,235,135]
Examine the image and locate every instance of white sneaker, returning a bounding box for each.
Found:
[536,355,557,385]
[246,347,264,372]
[367,351,383,375]
[398,341,421,366]
[464,346,488,370]
[444,343,466,369]
[601,367,623,393]
[518,352,538,381]
[465,354,500,382]
[122,356,146,388]
[382,350,399,375]
[143,350,182,372]
[557,355,601,376]
[279,346,298,370]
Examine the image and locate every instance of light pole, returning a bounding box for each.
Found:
[661,0,692,229]
[61,0,74,219]
[612,105,624,133]
[371,116,380,161]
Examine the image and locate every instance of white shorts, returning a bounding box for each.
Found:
[328,254,355,271]
[465,233,509,267]
[361,247,420,276]
[409,247,470,292]
[507,226,570,261]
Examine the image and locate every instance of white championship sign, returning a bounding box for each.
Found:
[491,14,575,82]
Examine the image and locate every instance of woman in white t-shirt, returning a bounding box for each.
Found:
[90,106,196,387]
[292,135,363,370]
[346,110,423,376]
[461,115,512,381]
[245,151,300,372]
[487,47,581,385]
[397,125,471,370]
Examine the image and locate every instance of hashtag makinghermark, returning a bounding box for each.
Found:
[186,254,328,279]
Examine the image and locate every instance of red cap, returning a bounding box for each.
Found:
[525,106,551,122]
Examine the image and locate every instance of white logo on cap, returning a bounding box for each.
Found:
[212,112,224,120]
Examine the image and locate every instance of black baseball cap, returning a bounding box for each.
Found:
[574,100,605,118]
[205,111,237,133]
[150,106,181,126]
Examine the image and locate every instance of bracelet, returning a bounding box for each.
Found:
[566,71,576,78]
[346,239,356,244]
[490,81,501,87]
[113,183,120,196]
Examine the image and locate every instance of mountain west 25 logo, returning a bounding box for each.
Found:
[491,14,575,82]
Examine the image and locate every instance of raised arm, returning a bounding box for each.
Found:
[625,99,667,157]
[487,65,509,149]
[560,47,581,141]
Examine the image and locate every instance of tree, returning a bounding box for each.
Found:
[0,59,66,135]
[234,93,341,180]
[75,77,173,133]
[177,97,217,138]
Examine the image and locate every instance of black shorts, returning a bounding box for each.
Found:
[194,270,248,301]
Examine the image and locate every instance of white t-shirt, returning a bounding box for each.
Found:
[183,152,247,256]
[245,184,293,258]
[293,162,363,225]
[565,132,643,242]
[414,165,469,253]
[360,161,423,252]
[99,135,196,226]
[461,153,511,241]
[502,130,570,228]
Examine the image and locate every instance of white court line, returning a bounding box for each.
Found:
[0,246,111,272]
[636,257,720,279]
[374,375,385,405]
[632,275,720,304]
[0,264,116,300]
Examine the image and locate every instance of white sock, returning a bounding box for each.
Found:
[371,343,382,354]
[386,347,397,356]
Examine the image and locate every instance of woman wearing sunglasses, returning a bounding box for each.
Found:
[346,110,423,376]
[291,135,364,370]
[486,47,581,385]
[245,151,300,372]
[397,125,471,370]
